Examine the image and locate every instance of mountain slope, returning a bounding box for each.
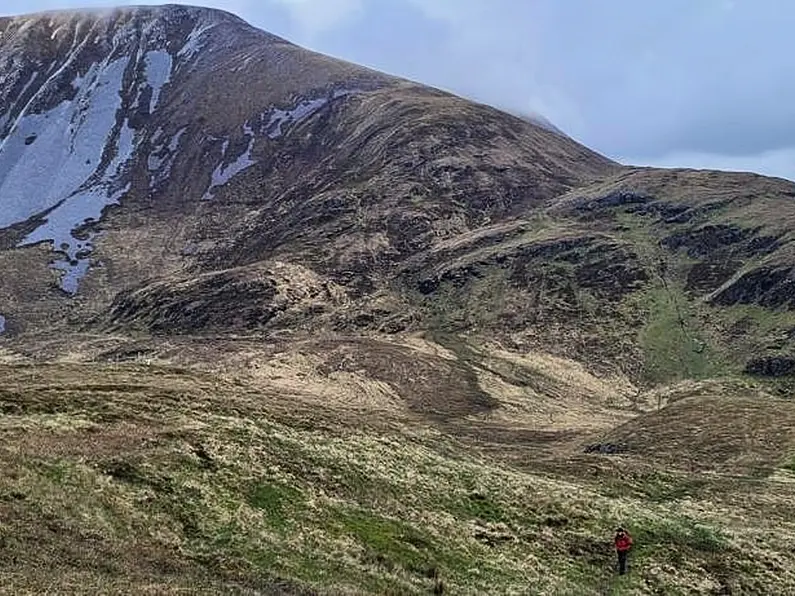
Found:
[0,5,615,333]
[4,6,795,386]
[4,5,795,595]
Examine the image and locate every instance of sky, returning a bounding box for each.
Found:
[5,0,795,181]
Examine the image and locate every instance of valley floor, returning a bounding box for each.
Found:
[1,333,795,595]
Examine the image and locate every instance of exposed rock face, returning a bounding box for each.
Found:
[663,225,754,259]
[745,356,795,377]
[584,443,627,455]
[0,6,614,326]
[105,270,282,334]
[712,267,795,309]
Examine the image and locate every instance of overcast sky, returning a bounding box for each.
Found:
[6,0,795,181]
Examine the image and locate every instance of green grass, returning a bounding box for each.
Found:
[331,508,443,576]
[598,471,710,503]
[636,285,725,384]
[782,456,795,473]
[445,490,510,523]
[633,517,729,555]
[610,210,733,385]
[247,481,304,531]
[2,362,795,595]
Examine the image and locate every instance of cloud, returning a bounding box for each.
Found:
[260,0,795,182]
[316,0,572,126]
[632,148,795,182]
[268,0,362,38]
[2,0,257,16]
[541,0,795,160]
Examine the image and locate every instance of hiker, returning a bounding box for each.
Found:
[614,527,633,574]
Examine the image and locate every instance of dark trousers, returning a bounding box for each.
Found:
[617,550,628,574]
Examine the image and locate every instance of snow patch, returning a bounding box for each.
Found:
[202,128,256,201]
[107,119,135,178]
[144,50,172,111]
[266,89,355,139]
[267,98,327,139]
[0,55,138,294]
[0,57,129,228]
[53,257,91,296]
[147,151,166,172]
[177,23,216,63]
[21,185,128,295]
[147,128,175,172]
[8,71,40,121]
[168,128,185,152]
[210,142,255,188]
[50,23,69,40]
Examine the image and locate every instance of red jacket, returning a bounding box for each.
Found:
[615,533,633,552]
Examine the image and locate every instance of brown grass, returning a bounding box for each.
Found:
[2,335,795,593]
[602,388,795,473]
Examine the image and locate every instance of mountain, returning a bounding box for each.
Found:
[0,4,614,334]
[515,110,568,136]
[3,5,795,595]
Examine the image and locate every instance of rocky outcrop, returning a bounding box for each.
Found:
[105,271,282,334]
[662,225,780,260]
[744,356,795,377]
[712,267,795,309]
[584,443,627,455]
[685,261,741,295]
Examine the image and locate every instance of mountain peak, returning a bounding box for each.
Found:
[0,4,297,73]
[5,4,244,26]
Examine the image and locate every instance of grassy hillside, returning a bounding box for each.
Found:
[2,338,795,595]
